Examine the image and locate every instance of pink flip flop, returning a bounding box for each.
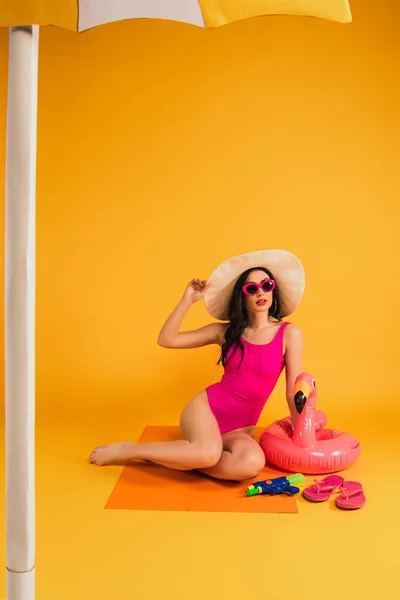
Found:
[336,481,366,510]
[303,475,345,502]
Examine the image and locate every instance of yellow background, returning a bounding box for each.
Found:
[1,2,396,427]
[0,1,399,599]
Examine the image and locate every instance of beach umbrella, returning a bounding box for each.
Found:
[0,2,352,599]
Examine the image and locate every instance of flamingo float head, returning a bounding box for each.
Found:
[294,372,317,414]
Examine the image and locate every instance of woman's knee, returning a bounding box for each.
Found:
[192,440,223,469]
[238,447,265,479]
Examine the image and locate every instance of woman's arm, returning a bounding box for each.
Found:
[283,324,303,429]
[157,279,227,349]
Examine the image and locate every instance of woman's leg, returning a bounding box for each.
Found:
[89,391,223,470]
[199,430,265,481]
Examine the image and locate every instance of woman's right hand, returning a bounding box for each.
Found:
[182,279,211,304]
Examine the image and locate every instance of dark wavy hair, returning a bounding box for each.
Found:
[217,267,282,368]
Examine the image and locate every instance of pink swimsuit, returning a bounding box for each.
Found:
[206,322,290,435]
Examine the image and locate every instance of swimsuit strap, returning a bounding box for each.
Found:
[278,321,291,354]
[278,321,291,338]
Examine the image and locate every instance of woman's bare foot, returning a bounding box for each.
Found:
[89,441,136,466]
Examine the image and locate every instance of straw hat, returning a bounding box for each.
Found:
[204,249,305,320]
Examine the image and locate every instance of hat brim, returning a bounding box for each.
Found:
[204,249,305,320]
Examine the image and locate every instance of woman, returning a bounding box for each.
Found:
[90,249,305,482]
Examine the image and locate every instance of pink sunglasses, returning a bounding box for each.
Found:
[242,279,276,296]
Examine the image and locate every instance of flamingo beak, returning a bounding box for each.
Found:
[294,379,312,414]
[294,391,307,414]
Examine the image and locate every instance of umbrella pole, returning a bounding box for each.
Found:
[4,25,39,600]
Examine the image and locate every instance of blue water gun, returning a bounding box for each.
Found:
[245,473,305,496]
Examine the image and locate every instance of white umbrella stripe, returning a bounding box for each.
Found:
[79,0,205,32]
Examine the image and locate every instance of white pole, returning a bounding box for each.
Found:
[4,25,39,600]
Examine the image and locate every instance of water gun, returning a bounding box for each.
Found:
[245,473,305,496]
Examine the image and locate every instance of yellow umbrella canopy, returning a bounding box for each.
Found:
[1,0,352,30]
[1,2,352,599]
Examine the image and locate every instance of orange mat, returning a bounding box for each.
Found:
[105,426,298,514]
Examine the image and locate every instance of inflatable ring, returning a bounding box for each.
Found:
[260,373,361,474]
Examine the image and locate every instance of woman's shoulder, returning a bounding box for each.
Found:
[283,322,303,342]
